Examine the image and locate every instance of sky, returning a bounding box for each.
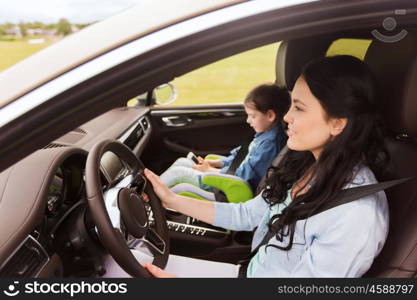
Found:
[0,0,144,24]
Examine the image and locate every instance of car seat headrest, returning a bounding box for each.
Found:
[275,37,333,90]
[364,30,417,137]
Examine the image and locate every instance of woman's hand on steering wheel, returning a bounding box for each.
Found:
[86,140,170,277]
[143,262,176,278]
[144,168,177,209]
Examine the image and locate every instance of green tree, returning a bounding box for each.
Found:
[75,23,92,30]
[19,22,27,37]
[0,25,6,37]
[45,23,56,30]
[4,23,14,30]
[27,21,45,29]
[57,18,72,36]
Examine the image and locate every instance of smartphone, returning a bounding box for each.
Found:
[187,152,199,164]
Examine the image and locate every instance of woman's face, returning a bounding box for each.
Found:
[283,76,346,159]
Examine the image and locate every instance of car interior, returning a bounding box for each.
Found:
[1,20,417,277]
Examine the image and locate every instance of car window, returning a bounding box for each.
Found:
[127,39,371,108]
[326,38,372,60]
[157,42,281,107]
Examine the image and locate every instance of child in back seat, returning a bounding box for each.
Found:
[159,83,290,192]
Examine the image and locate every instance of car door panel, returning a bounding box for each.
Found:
[142,104,253,173]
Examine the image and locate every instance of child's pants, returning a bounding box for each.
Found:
[160,157,201,188]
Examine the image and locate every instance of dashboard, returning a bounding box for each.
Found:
[46,168,65,216]
[0,106,239,278]
[0,107,151,277]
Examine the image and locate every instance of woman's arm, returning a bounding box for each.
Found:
[144,168,267,231]
[144,168,215,224]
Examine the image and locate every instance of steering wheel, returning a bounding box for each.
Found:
[85,139,169,277]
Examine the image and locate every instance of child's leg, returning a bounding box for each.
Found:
[170,157,194,168]
[160,165,201,188]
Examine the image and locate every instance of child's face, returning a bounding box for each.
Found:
[244,103,276,133]
[283,76,346,159]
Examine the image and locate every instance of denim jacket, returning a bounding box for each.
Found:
[213,165,389,277]
[220,125,286,190]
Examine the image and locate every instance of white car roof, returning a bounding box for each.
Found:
[0,0,244,106]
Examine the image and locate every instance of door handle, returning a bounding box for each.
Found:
[161,116,191,127]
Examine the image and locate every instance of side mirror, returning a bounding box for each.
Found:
[130,92,148,107]
[154,83,177,105]
[128,83,177,107]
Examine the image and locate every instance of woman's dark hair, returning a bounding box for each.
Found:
[244,83,290,123]
[263,55,389,251]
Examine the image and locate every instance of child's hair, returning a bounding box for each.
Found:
[244,83,290,122]
[263,55,388,252]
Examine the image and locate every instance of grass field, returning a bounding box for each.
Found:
[167,38,370,106]
[170,43,280,106]
[0,38,370,106]
[0,37,54,71]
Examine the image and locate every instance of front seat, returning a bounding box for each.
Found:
[276,33,417,277]
[364,30,417,277]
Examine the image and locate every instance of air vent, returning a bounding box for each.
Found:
[72,127,87,134]
[124,123,144,150]
[43,143,68,149]
[140,117,149,131]
[0,236,48,277]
